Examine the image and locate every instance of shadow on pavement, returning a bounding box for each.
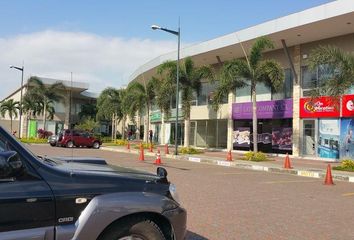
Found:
[186,231,209,240]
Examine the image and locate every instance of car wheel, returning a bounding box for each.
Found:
[50,143,56,147]
[93,141,100,149]
[66,141,74,148]
[98,218,165,240]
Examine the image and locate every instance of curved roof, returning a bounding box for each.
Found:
[129,0,354,83]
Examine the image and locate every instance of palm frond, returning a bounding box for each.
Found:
[256,59,284,92]
[249,37,275,69]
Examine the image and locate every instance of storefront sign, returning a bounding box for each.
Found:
[150,111,161,122]
[232,99,293,120]
[342,94,354,117]
[300,97,340,118]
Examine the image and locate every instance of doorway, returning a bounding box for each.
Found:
[303,120,316,156]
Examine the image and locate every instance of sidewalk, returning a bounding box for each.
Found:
[101,145,354,183]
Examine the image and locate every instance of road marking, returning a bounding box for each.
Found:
[263,180,320,184]
[217,160,231,167]
[342,192,354,197]
[188,157,201,163]
[215,172,263,175]
[297,171,320,178]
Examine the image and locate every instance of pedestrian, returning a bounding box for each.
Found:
[128,130,132,140]
[149,130,153,143]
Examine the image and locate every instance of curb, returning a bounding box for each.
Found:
[101,147,354,183]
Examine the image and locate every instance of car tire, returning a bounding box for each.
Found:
[50,143,56,147]
[66,141,74,148]
[93,141,100,149]
[98,218,165,240]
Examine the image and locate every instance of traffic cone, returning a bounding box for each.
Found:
[127,142,130,151]
[324,164,334,185]
[165,144,169,155]
[283,153,292,169]
[139,143,144,161]
[149,143,153,153]
[227,150,232,161]
[155,149,162,165]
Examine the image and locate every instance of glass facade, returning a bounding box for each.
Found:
[190,119,227,148]
[234,119,292,154]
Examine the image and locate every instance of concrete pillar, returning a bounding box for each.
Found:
[292,45,301,156]
[22,115,28,138]
[227,91,236,151]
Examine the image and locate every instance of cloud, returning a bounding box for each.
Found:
[0,30,178,99]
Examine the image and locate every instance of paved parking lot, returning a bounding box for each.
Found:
[28,144,354,240]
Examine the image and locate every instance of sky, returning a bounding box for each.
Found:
[0,0,332,99]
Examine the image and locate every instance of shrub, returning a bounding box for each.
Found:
[20,138,47,144]
[37,129,53,139]
[178,147,203,154]
[134,143,154,149]
[243,151,268,162]
[115,139,128,146]
[333,159,354,172]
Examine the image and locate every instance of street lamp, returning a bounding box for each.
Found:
[10,64,24,138]
[151,22,180,155]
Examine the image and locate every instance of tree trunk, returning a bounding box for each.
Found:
[145,105,150,143]
[10,116,13,133]
[251,80,258,152]
[111,113,115,141]
[43,103,47,131]
[122,117,126,140]
[184,117,190,147]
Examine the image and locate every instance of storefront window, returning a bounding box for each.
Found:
[233,119,292,154]
[301,65,335,96]
[272,69,293,100]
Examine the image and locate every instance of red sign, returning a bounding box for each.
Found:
[300,97,340,118]
[342,94,354,117]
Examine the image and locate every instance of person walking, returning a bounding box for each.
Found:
[149,130,153,144]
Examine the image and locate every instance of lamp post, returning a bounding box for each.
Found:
[10,65,24,138]
[151,22,180,155]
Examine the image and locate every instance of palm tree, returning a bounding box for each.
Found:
[213,37,284,152]
[25,77,66,131]
[158,57,214,147]
[1,99,20,132]
[22,94,42,118]
[307,45,354,102]
[96,87,127,140]
[79,103,97,120]
[125,77,158,141]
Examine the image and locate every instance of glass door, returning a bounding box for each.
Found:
[303,120,316,156]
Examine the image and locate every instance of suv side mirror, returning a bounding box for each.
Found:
[0,151,23,178]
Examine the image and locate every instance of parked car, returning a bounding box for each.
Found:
[0,126,186,240]
[49,129,102,149]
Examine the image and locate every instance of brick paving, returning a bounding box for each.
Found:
[28,144,354,240]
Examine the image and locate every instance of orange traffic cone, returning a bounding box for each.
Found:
[165,144,169,155]
[155,149,162,165]
[227,150,232,161]
[139,143,144,161]
[324,164,334,185]
[127,142,130,151]
[149,143,153,153]
[283,153,292,169]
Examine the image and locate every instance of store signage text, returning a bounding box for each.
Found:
[300,97,340,118]
[342,94,354,117]
[232,99,293,119]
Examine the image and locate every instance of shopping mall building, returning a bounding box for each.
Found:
[130,0,354,161]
